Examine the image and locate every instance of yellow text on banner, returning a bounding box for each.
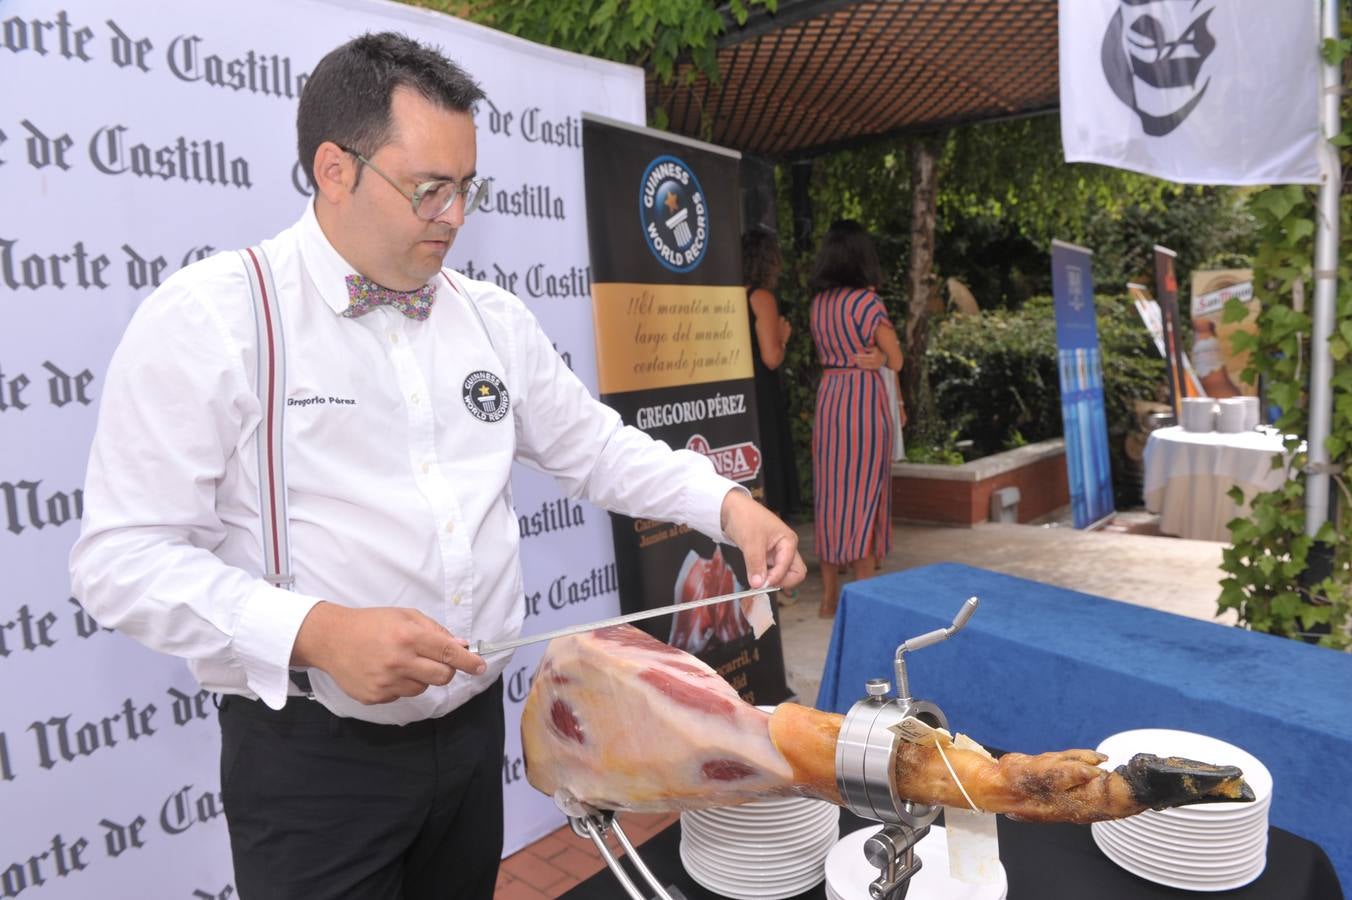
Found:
[591,283,753,394]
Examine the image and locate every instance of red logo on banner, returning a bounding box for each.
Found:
[686,434,762,483]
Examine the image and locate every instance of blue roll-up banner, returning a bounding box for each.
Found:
[1051,240,1115,529]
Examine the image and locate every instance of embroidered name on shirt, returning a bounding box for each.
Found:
[287,396,357,408]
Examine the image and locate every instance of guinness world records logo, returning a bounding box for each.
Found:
[462,370,510,423]
[638,154,709,273]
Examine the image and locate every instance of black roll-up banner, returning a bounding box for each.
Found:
[582,115,789,706]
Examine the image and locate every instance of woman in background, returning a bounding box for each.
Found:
[808,221,902,617]
[743,229,800,523]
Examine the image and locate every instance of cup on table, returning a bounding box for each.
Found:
[1181,397,1218,433]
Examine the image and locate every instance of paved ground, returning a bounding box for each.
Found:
[496,516,1234,898]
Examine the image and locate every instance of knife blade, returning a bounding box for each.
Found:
[468,586,779,657]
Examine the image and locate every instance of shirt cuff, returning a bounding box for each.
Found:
[679,455,746,545]
[233,581,323,709]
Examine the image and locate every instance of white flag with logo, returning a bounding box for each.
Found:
[1060,0,1321,185]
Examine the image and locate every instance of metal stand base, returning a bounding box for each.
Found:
[569,812,685,900]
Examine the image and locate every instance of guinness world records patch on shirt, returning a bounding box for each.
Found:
[462,370,510,422]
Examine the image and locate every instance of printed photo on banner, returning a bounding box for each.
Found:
[1189,268,1260,399]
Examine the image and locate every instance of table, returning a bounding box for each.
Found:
[1142,425,1294,541]
[817,563,1352,889]
[559,808,1342,900]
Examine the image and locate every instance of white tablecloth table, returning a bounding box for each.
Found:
[1143,426,1296,542]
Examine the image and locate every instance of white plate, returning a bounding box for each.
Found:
[1150,801,1272,824]
[1094,837,1266,893]
[1103,813,1268,846]
[1092,824,1266,891]
[1096,820,1268,860]
[1093,822,1267,870]
[681,852,825,892]
[686,827,832,870]
[1107,822,1268,853]
[682,827,838,874]
[1095,840,1264,891]
[1095,729,1273,806]
[681,841,826,898]
[1117,798,1270,832]
[1102,808,1270,839]
[825,825,1007,900]
[692,800,838,821]
[682,808,839,841]
[1094,828,1263,882]
[681,816,838,854]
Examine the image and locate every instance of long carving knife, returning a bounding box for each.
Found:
[468,586,778,657]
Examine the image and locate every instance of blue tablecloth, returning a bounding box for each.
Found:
[818,563,1352,890]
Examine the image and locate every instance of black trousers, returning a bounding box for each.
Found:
[218,679,505,900]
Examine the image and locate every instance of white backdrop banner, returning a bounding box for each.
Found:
[0,0,641,895]
[1060,0,1321,185]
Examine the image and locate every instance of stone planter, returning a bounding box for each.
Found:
[891,438,1069,526]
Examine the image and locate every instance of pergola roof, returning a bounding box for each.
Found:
[647,0,1059,161]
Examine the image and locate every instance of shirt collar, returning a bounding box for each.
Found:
[298,201,447,317]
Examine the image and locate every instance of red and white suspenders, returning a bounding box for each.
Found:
[238,246,294,592]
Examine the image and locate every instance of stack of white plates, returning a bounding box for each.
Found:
[1181,398,1218,432]
[679,795,839,899]
[824,825,1007,900]
[1239,395,1261,430]
[1091,729,1273,892]
[1217,398,1248,433]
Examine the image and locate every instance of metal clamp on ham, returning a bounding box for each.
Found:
[833,596,978,899]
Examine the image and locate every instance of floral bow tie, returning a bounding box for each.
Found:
[342,274,436,321]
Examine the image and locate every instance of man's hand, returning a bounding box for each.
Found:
[291,603,487,705]
[719,489,807,590]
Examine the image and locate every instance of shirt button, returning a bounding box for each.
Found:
[389,333,399,344]
[445,520,455,533]
[410,392,420,405]
[421,462,430,474]
[452,594,462,606]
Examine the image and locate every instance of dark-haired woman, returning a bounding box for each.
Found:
[743,230,800,523]
[808,221,902,617]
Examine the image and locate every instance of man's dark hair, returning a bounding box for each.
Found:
[741,229,782,291]
[809,219,883,295]
[297,32,485,190]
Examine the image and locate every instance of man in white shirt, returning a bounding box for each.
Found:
[70,32,804,900]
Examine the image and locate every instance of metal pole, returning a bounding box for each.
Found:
[1307,0,1341,537]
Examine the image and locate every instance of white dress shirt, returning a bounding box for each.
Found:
[70,203,738,725]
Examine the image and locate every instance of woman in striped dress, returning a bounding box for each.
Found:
[808,221,903,617]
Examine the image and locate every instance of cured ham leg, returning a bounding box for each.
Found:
[521,625,1253,823]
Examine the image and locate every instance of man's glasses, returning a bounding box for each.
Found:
[338,144,490,221]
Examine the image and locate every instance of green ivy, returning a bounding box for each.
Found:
[1217,31,1352,649]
